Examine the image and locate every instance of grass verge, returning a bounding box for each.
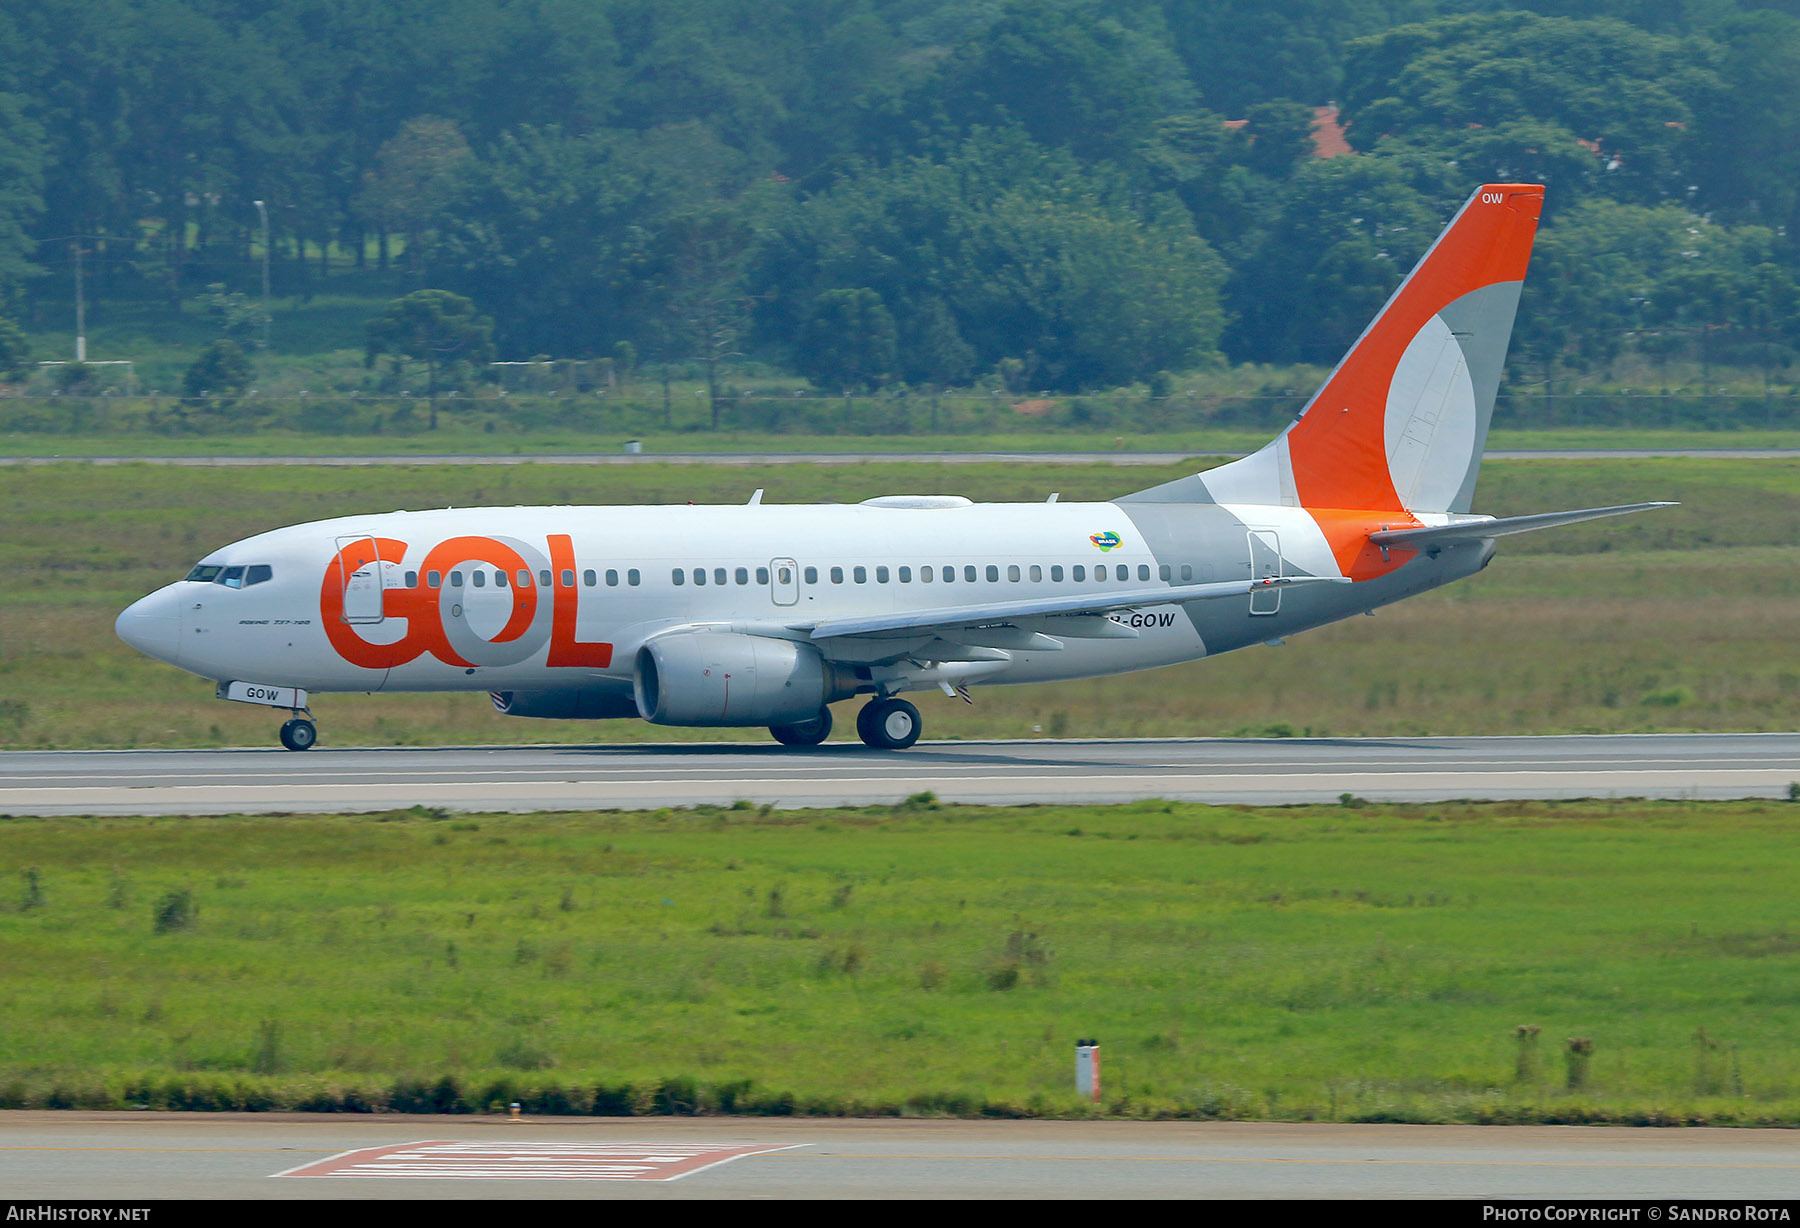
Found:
[2,798,1800,1122]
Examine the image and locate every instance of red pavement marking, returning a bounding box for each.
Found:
[276,1139,803,1181]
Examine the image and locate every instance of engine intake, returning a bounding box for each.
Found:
[634,632,846,726]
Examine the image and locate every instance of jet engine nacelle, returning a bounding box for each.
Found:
[490,686,640,720]
[634,632,848,726]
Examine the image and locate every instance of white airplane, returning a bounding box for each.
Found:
[117,183,1669,751]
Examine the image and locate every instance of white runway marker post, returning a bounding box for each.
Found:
[1075,1039,1101,1103]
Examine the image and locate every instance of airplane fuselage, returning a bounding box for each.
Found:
[118,497,1489,705]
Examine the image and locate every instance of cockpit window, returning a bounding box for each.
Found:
[216,565,247,588]
[245,564,273,586]
[185,564,222,582]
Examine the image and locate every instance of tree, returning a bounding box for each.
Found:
[364,290,494,428]
[751,130,1228,391]
[1339,12,1720,208]
[357,117,473,277]
[183,339,253,402]
[898,0,1195,168]
[194,284,269,347]
[0,315,30,383]
[0,92,43,298]
[646,206,757,429]
[798,288,897,392]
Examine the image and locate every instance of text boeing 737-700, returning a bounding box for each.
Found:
[116,184,1671,751]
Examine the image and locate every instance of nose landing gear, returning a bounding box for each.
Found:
[856,696,921,750]
[279,715,318,751]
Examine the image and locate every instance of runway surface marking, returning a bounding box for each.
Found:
[276,1140,804,1181]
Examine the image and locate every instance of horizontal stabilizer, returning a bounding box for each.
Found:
[799,575,1349,641]
[1368,502,1677,549]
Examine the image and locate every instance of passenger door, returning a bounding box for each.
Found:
[770,557,799,606]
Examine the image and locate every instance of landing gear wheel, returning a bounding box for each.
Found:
[770,706,833,747]
[279,718,317,751]
[857,697,921,750]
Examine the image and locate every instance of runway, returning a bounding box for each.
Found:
[2,732,1794,816]
[2,1113,1798,1199]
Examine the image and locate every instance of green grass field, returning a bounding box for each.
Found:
[0,457,1795,749]
[4,420,1799,459]
[2,798,1798,1122]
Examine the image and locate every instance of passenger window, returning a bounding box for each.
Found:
[804,567,818,584]
[539,570,553,588]
[1180,564,1193,582]
[606,569,619,586]
[876,566,889,583]
[1096,568,1108,583]
[1051,565,1064,582]
[830,567,844,584]
[246,564,273,586]
[853,566,866,584]
[628,569,640,586]
[517,570,531,588]
[472,571,486,588]
[583,569,596,587]
[404,570,418,589]
[1117,564,1129,581]
[1138,565,1150,581]
[1008,565,1021,582]
[450,571,464,588]
[713,568,727,586]
[919,566,932,583]
[758,567,771,585]
[694,568,707,586]
[1073,565,1085,581]
[428,570,442,588]
[560,569,575,588]
[1159,564,1171,581]
[899,566,912,583]
[942,565,955,583]
[496,570,509,587]
[736,567,749,585]
[985,565,999,582]
[964,565,977,582]
[1029,565,1041,582]
[672,569,685,586]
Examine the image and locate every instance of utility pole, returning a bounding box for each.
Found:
[253,199,270,350]
[71,242,86,362]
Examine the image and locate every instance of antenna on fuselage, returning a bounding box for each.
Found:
[748,489,764,505]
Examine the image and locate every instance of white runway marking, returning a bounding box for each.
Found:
[276,1139,805,1181]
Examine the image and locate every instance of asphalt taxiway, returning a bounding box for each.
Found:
[2,1114,1798,1199]
[2,732,1794,816]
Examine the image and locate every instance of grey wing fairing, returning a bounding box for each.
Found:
[795,575,1348,643]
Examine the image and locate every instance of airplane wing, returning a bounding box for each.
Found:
[795,575,1348,642]
[1368,502,1676,550]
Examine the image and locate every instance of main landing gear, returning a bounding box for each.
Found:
[765,697,924,750]
[278,715,318,751]
[770,706,833,747]
[856,696,921,750]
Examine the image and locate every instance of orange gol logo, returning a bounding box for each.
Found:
[320,534,612,671]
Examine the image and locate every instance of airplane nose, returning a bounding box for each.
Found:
[115,588,182,666]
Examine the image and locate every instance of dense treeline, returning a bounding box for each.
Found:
[5,0,1800,394]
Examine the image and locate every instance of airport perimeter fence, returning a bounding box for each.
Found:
[1,387,1797,440]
